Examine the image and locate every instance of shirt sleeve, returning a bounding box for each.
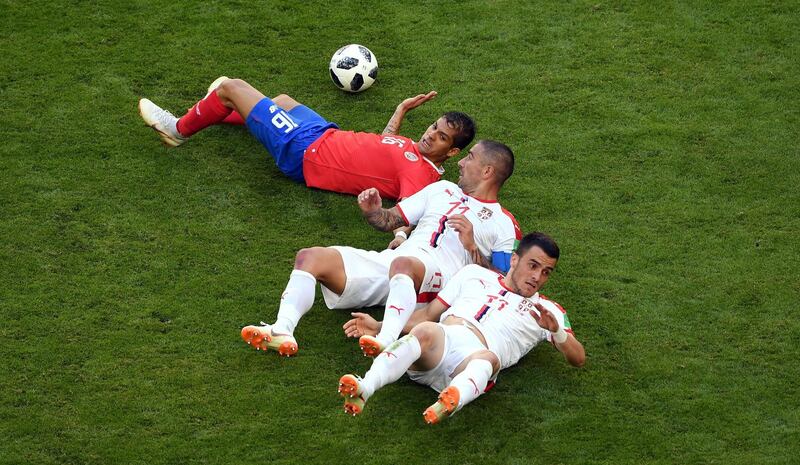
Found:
[491,208,522,273]
[436,265,473,306]
[396,168,433,201]
[396,181,439,226]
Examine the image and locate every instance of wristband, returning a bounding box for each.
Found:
[553,327,568,344]
[395,231,408,239]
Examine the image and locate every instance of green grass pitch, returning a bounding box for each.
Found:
[1,1,798,464]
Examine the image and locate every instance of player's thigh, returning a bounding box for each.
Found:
[320,247,395,309]
[216,79,266,120]
[294,247,346,294]
[409,322,446,371]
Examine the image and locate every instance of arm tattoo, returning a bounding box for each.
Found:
[382,110,404,135]
[364,207,406,232]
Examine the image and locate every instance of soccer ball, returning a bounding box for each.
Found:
[329,44,378,93]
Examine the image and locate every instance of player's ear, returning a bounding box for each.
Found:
[482,164,495,180]
[445,147,461,159]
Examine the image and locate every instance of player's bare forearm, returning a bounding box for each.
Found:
[557,335,586,368]
[364,207,406,232]
[382,108,406,135]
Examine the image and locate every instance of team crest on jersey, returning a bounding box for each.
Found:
[269,105,278,113]
[477,207,493,220]
[404,151,419,162]
[516,298,534,315]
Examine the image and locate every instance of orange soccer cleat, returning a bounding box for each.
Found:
[240,322,298,357]
[338,374,367,416]
[358,335,385,357]
[423,386,461,425]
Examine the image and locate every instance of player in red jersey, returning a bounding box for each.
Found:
[138,77,476,200]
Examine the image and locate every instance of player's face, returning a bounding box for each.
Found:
[507,246,557,298]
[418,116,459,157]
[457,143,486,192]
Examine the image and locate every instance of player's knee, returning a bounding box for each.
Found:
[216,78,249,100]
[480,351,501,374]
[389,256,416,277]
[409,321,439,347]
[294,247,325,274]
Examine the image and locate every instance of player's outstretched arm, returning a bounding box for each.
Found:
[358,188,407,232]
[382,91,437,135]
[343,312,381,338]
[532,303,586,367]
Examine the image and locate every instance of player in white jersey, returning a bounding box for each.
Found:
[338,232,585,424]
[240,140,519,357]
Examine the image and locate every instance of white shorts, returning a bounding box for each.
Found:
[320,246,445,310]
[407,323,487,393]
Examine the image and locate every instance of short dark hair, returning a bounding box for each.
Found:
[476,139,514,185]
[443,111,476,150]
[516,232,560,260]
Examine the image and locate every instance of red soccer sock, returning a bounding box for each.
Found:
[176,91,234,137]
[221,111,245,125]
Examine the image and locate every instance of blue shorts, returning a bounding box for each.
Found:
[245,98,338,182]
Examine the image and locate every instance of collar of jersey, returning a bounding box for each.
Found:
[422,156,445,175]
[497,276,540,301]
[465,194,498,204]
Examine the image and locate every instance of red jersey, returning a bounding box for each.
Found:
[302,129,443,200]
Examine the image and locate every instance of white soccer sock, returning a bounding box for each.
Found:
[360,334,422,400]
[448,359,494,413]
[271,269,317,335]
[375,274,417,347]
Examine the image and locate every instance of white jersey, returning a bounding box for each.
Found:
[436,264,574,369]
[395,181,521,278]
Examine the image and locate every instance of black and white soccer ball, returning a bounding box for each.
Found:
[329,44,378,93]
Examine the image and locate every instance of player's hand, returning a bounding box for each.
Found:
[343,312,380,338]
[358,188,383,214]
[388,235,407,250]
[530,303,560,332]
[398,91,437,112]
[446,214,476,250]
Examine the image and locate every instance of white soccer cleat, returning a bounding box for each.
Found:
[206,76,230,97]
[138,98,186,147]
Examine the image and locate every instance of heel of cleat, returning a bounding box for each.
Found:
[278,340,298,357]
[358,335,384,357]
[343,396,365,416]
